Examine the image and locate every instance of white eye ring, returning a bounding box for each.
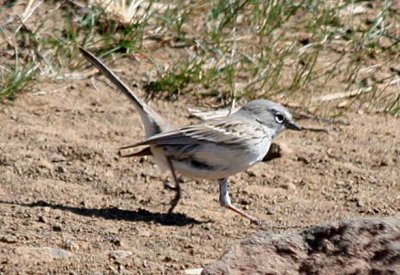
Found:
[275,113,286,124]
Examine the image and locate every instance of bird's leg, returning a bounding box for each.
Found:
[165,157,182,214]
[163,176,183,191]
[219,178,259,224]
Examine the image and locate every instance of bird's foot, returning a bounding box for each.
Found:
[163,181,178,191]
[163,177,183,191]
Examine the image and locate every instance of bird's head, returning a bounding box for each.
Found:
[236,99,301,138]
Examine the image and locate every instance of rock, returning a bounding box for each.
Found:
[109,250,133,261]
[37,158,54,171]
[46,247,71,258]
[63,240,79,251]
[202,216,400,275]
[280,181,296,190]
[36,158,54,177]
[0,235,17,243]
[262,143,282,162]
[13,246,71,264]
[185,268,203,275]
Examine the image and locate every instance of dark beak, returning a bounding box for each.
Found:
[286,120,302,131]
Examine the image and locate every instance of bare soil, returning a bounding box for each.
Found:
[0,71,399,274]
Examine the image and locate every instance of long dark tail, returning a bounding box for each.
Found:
[79,47,170,137]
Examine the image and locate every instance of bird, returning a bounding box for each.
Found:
[79,47,302,223]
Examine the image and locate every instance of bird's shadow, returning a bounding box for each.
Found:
[0,200,207,226]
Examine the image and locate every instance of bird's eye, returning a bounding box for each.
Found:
[275,113,286,124]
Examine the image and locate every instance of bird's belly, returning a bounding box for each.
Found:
[171,139,271,180]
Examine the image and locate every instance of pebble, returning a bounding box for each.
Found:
[64,240,79,251]
[14,246,71,261]
[109,250,133,260]
[280,182,296,190]
[184,268,203,275]
[46,247,71,258]
[37,159,54,171]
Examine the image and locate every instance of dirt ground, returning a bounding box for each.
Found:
[0,67,399,274]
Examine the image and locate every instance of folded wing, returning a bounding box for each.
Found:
[120,118,266,150]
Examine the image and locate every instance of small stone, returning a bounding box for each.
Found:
[379,159,388,167]
[265,208,275,215]
[201,224,211,231]
[142,260,149,268]
[109,250,133,260]
[106,236,122,246]
[246,170,257,177]
[280,182,296,190]
[336,180,346,186]
[184,268,203,275]
[137,229,151,237]
[37,159,54,170]
[50,154,67,162]
[355,198,365,208]
[55,165,66,173]
[0,236,17,243]
[262,143,282,162]
[297,156,310,164]
[338,100,349,108]
[14,246,71,262]
[64,240,79,251]
[164,256,173,262]
[46,247,70,258]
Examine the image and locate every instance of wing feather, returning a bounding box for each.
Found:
[120,118,266,150]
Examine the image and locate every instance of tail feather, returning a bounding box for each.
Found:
[79,47,171,137]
